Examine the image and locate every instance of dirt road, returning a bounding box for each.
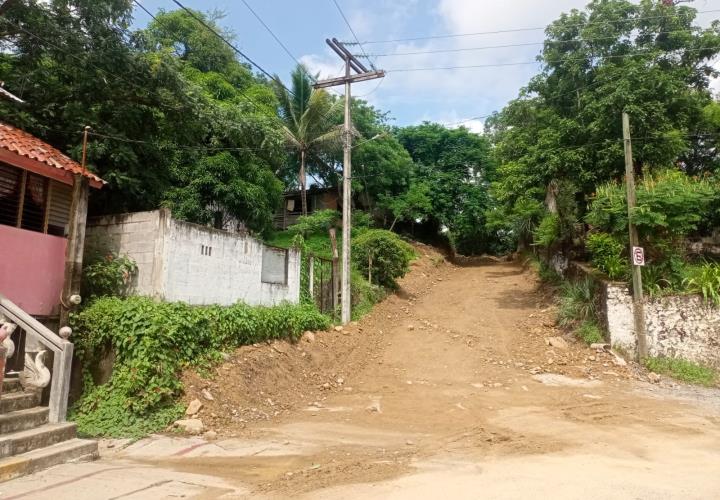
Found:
[4,248,720,499]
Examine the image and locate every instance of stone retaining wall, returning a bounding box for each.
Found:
[604,282,720,368]
[566,261,720,368]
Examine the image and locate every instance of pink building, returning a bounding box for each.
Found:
[0,122,104,318]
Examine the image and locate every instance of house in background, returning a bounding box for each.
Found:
[274,186,339,230]
[0,122,104,318]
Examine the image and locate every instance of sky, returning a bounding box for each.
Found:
[133,0,720,133]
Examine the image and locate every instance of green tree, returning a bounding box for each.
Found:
[395,123,496,254]
[271,64,342,216]
[489,0,720,251]
[383,181,432,231]
[163,152,282,235]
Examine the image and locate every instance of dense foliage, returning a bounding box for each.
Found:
[352,229,416,289]
[396,123,497,254]
[81,253,138,300]
[0,2,284,233]
[586,170,718,292]
[488,0,720,250]
[70,297,330,437]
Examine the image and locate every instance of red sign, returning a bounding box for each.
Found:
[632,246,645,266]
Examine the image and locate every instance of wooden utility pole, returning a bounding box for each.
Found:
[314,38,384,324]
[59,127,91,327]
[622,112,647,360]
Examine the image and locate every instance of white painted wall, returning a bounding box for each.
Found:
[86,209,300,306]
[162,216,300,306]
[604,282,720,369]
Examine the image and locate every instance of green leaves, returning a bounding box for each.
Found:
[352,230,415,289]
[70,297,330,437]
[586,232,627,280]
[683,262,720,306]
[82,253,139,300]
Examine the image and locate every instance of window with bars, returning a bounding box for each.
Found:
[0,162,72,236]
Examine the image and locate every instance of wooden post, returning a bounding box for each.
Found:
[15,170,26,227]
[314,39,384,324]
[368,254,372,284]
[308,256,315,301]
[622,112,647,360]
[340,56,353,324]
[59,175,89,327]
[329,228,340,319]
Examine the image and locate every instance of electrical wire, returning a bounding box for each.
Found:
[132,0,158,22]
[331,0,376,70]
[360,28,717,58]
[386,45,720,72]
[0,16,188,112]
[344,8,720,45]
[238,0,341,99]
[169,0,296,99]
[353,77,385,98]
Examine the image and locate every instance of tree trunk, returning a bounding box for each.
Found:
[300,149,308,216]
[389,216,399,232]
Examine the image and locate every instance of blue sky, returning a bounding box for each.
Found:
[133,1,720,133]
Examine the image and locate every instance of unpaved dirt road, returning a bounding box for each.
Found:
[4,248,720,499]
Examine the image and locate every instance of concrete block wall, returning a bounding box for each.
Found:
[162,217,300,306]
[85,210,165,297]
[85,209,300,307]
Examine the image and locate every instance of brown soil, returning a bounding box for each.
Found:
[162,244,720,498]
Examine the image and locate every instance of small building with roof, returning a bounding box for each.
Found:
[0,122,104,318]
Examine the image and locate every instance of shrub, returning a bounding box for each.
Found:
[577,320,605,344]
[534,213,561,248]
[352,210,373,230]
[70,297,330,437]
[557,278,597,327]
[586,232,627,280]
[352,229,415,289]
[683,261,720,306]
[289,209,339,235]
[351,268,387,320]
[82,253,138,299]
[586,170,715,263]
[645,357,717,387]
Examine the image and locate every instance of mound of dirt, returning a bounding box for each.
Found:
[181,243,452,437]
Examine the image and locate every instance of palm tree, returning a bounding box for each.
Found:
[271,65,342,216]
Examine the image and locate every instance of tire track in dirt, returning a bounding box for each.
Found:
[154,246,720,498]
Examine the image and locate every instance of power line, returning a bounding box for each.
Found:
[238,0,341,100]
[169,0,296,98]
[132,0,158,22]
[0,16,187,112]
[86,131,282,153]
[353,77,384,98]
[331,0,376,70]
[386,45,720,72]
[360,28,713,58]
[344,8,720,45]
[0,14,277,116]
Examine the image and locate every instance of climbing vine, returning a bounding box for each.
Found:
[70,297,330,437]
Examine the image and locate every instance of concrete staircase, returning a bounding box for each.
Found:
[0,377,98,482]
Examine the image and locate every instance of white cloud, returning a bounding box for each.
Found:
[303,0,720,125]
[298,53,345,80]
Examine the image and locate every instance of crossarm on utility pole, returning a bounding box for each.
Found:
[312,38,384,324]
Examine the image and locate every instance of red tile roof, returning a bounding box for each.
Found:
[0,122,104,188]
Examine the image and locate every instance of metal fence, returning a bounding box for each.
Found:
[308,255,338,316]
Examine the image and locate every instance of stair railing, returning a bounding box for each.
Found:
[0,294,73,423]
